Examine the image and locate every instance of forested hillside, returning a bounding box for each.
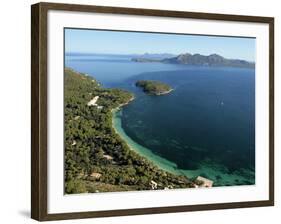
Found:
[64,68,194,193]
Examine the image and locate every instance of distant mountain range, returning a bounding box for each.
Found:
[132,53,255,68]
[66,52,175,59]
[134,53,176,60]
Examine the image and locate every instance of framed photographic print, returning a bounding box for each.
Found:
[31,2,274,221]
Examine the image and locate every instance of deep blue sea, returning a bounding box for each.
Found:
[66,54,255,186]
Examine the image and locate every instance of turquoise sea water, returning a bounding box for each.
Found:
[66,54,255,186]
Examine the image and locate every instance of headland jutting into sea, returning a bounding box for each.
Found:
[64,67,214,194]
[64,49,256,194]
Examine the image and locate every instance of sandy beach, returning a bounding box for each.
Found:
[110,101,184,177]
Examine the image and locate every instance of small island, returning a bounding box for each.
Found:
[136,80,173,95]
[64,68,193,194]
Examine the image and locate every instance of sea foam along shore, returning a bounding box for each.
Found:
[111,98,184,177]
[155,88,174,96]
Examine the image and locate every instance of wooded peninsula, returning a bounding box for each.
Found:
[64,68,195,194]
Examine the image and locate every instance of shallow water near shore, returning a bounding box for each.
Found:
[112,109,181,175]
[67,54,255,186]
[113,108,254,186]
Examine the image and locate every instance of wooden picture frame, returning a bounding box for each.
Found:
[31,2,274,221]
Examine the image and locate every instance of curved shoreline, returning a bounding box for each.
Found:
[110,105,254,187]
[155,88,174,95]
[111,106,184,176]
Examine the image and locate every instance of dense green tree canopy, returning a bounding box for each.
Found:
[64,68,193,193]
[136,80,172,95]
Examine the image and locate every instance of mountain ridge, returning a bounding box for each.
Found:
[132,52,255,68]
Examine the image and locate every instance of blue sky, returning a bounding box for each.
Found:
[65,28,256,62]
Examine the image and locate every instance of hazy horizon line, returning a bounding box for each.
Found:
[65,51,255,63]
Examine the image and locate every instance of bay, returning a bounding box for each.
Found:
[66,54,255,186]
